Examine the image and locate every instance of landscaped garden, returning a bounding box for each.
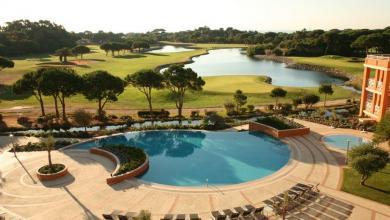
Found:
[1,14,390,220]
[342,164,390,205]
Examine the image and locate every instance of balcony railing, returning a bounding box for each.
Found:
[365,102,372,111]
[367,54,390,60]
[374,105,381,115]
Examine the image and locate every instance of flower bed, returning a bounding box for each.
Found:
[100,145,147,176]
[11,140,78,152]
[250,116,309,138]
[89,145,149,185]
[256,116,303,130]
[36,164,68,181]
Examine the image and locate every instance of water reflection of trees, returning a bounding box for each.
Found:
[96,131,206,158]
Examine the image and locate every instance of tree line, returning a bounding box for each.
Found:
[1,19,389,58]
[12,65,205,122]
[0,20,77,57]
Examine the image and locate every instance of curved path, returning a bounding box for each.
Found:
[0,126,389,220]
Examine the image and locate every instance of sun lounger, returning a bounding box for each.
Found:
[211,211,226,220]
[223,209,239,219]
[161,214,174,220]
[175,214,186,220]
[102,214,115,220]
[189,213,201,220]
[245,205,255,211]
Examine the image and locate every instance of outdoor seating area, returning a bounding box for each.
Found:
[263,183,354,220]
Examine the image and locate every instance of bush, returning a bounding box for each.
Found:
[100,145,146,176]
[240,107,247,114]
[73,109,93,130]
[272,47,283,56]
[11,140,77,152]
[108,114,118,120]
[224,102,236,115]
[120,115,134,126]
[190,110,200,118]
[202,112,228,130]
[302,94,320,109]
[348,143,389,185]
[38,164,65,174]
[137,109,170,119]
[256,116,303,130]
[280,103,293,115]
[263,77,272,84]
[267,104,274,111]
[247,105,255,113]
[17,116,32,128]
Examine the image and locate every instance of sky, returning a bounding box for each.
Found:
[1,0,390,33]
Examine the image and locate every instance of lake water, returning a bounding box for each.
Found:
[150,45,194,53]
[183,48,344,87]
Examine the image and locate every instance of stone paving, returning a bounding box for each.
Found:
[0,123,389,220]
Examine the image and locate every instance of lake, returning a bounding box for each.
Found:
[183,48,344,87]
[150,45,194,53]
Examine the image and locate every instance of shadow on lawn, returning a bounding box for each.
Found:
[365,184,390,194]
[114,54,146,59]
[0,84,32,101]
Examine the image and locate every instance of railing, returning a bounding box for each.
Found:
[367,54,390,60]
[374,105,381,115]
[365,102,372,111]
[368,79,376,88]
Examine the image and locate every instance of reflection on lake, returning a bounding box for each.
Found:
[184,48,344,87]
[149,45,194,53]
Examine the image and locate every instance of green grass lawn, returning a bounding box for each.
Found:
[0,75,358,110]
[342,164,390,205]
[0,44,359,111]
[290,55,364,76]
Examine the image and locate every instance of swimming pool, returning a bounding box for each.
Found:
[323,134,369,150]
[74,130,291,186]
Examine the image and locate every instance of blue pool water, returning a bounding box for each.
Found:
[74,130,291,186]
[323,134,368,150]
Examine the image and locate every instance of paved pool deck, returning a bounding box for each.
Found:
[0,122,389,220]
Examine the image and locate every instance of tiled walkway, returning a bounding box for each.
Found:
[0,124,389,220]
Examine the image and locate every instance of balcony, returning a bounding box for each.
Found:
[365,101,372,111]
[366,79,382,94]
[374,105,381,115]
[367,54,390,61]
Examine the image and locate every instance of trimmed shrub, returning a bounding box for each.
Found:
[256,116,303,130]
[190,110,200,118]
[100,145,146,176]
[17,116,32,128]
[247,105,255,113]
[137,109,170,119]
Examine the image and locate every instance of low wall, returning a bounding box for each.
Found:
[89,148,149,185]
[36,165,69,181]
[249,121,310,138]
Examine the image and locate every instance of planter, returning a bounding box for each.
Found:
[89,147,149,185]
[249,121,310,138]
[36,164,68,181]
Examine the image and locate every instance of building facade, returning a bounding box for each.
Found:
[359,55,390,122]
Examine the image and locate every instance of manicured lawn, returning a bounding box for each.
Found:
[0,75,358,110]
[0,44,359,111]
[342,164,390,205]
[290,55,364,76]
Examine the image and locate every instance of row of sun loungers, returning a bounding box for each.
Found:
[102,212,135,220]
[103,183,353,220]
[161,213,201,220]
[261,183,354,220]
[211,205,265,220]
